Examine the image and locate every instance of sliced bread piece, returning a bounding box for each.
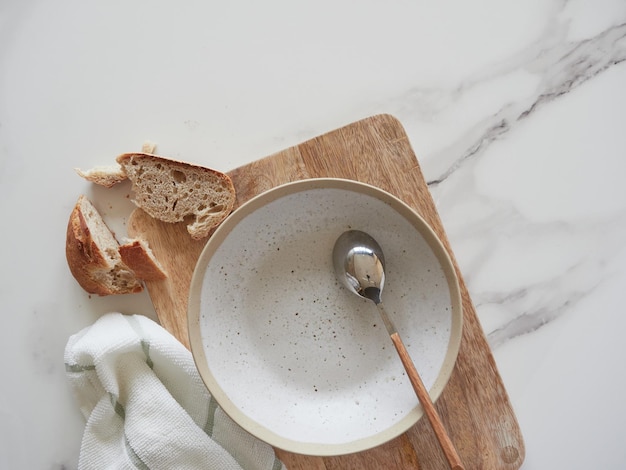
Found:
[119,239,167,281]
[66,195,143,295]
[116,153,236,240]
[74,165,127,188]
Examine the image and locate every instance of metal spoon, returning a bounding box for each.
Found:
[333,230,464,470]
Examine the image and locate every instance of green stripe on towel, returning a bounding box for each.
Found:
[140,339,154,369]
[125,315,154,369]
[65,363,95,373]
[108,392,149,469]
[125,434,150,470]
[109,393,126,420]
[272,456,283,470]
[203,395,219,437]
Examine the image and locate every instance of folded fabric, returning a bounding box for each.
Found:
[65,312,285,470]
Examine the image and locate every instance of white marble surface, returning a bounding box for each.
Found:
[1,1,625,468]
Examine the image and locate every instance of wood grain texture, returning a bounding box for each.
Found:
[389,331,464,470]
[128,114,525,470]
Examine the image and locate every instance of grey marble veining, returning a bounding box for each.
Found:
[380,13,626,350]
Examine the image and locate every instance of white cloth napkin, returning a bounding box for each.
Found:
[65,312,286,470]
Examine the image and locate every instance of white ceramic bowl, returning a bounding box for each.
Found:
[188,178,462,456]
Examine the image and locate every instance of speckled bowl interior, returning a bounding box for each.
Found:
[188,178,463,456]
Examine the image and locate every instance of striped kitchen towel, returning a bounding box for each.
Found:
[65,312,285,470]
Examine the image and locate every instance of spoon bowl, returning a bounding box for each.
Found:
[333,230,386,305]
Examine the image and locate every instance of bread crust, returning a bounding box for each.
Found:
[65,196,143,295]
[119,239,167,281]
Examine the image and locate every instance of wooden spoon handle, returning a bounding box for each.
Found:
[390,332,464,470]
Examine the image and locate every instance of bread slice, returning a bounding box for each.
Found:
[74,165,127,188]
[116,153,236,240]
[66,195,143,295]
[119,239,167,281]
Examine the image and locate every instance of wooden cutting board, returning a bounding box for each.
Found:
[127,114,525,470]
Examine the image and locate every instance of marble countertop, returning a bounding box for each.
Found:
[2,1,625,468]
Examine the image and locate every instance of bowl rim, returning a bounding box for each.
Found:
[188,177,463,456]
